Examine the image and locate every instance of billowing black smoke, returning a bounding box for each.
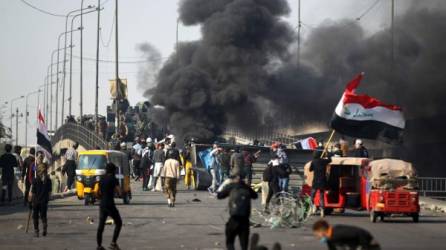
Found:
[148,0,293,141]
[143,0,446,142]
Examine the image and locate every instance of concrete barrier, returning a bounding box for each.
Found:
[420,197,446,213]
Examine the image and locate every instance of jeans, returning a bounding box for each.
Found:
[225,216,250,250]
[97,206,122,246]
[278,178,289,192]
[310,188,325,209]
[210,168,219,192]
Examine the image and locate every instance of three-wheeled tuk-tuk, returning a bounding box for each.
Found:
[367,159,420,223]
[302,157,370,215]
[76,150,132,205]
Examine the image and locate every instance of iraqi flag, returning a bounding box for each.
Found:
[330,73,405,143]
[37,109,52,160]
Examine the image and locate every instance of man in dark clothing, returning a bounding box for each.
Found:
[22,147,36,206]
[219,149,231,182]
[309,150,331,217]
[140,148,153,191]
[243,150,260,186]
[64,142,79,191]
[151,143,166,191]
[230,147,245,179]
[263,156,283,212]
[97,163,122,250]
[278,162,292,192]
[30,153,52,237]
[0,144,18,203]
[166,142,181,163]
[217,174,258,250]
[313,219,381,250]
[353,139,369,158]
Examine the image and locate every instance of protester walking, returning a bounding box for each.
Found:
[219,148,231,182]
[63,142,79,191]
[0,144,18,204]
[97,163,122,250]
[151,143,165,191]
[243,149,260,186]
[181,148,195,190]
[209,144,222,193]
[22,147,36,206]
[217,170,258,250]
[161,151,180,207]
[140,146,153,191]
[309,150,332,217]
[312,219,381,250]
[30,152,52,237]
[132,138,143,181]
[230,147,245,179]
[263,155,282,213]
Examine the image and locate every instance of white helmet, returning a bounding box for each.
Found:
[146,137,153,143]
[355,139,363,146]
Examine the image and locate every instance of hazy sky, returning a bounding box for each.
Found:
[0,0,398,145]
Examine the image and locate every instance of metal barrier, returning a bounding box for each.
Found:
[51,122,108,150]
[418,177,446,198]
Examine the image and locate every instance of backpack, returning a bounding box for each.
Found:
[228,185,251,217]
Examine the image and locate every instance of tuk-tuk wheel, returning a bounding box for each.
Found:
[412,213,419,223]
[370,210,377,223]
[380,215,385,222]
[323,208,333,216]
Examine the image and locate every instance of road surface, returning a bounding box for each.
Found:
[0,181,445,250]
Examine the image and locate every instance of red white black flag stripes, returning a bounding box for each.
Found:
[330,73,405,143]
[37,109,52,160]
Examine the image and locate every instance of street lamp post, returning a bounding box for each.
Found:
[56,29,80,130]
[15,108,23,146]
[69,8,99,118]
[9,96,24,144]
[25,89,41,147]
[62,5,94,120]
[50,47,71,131]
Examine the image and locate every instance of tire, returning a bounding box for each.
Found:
[324,208,334,216]
[380,215,385,222]
[123,193,130,204]
[84,195,91,206]
[370,210,377,223]
[412,213,419,223]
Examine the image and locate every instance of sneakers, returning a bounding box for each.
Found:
[109,242,121,250]
[97,246,106,250]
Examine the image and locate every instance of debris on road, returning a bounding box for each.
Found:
[17,225,23,230]
[106,219,114,225]
[86,216,94,224]
[192,198,201,202]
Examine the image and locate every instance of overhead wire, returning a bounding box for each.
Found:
[19,0,111,18]
[100,10,115,47]
[356,0,381,21]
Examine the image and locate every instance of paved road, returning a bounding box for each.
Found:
[0,181,445,250]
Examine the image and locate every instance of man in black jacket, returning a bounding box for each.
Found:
[313,219,381,250]
[263,155,283,213]
[0,144,18,203]
[217,172,258,250]
[97,163,122,250]
[309,150,331,217]
[22,147,36,206]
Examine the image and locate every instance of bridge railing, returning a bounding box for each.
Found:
[51,122,108,150]
[418,177,446,198]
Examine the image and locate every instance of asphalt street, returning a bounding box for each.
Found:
[0,181,445,250]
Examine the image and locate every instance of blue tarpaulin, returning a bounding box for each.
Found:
[198,148,213,171]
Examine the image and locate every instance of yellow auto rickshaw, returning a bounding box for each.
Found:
[76,150,131,205]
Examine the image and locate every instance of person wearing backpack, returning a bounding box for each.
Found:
[217,170,258,250]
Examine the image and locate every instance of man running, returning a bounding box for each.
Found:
[97,163,122,250]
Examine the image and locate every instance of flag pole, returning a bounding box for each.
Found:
[321,130,336,158]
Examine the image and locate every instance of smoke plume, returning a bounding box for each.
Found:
[144,0,446,142]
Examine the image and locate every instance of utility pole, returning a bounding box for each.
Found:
[15,108,20,146]
[114,0,120,136]
[80,0,85,121]
[297,0,302,66]
[95,0,101,133]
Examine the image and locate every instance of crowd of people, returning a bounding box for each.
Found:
[0,136,380,250]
